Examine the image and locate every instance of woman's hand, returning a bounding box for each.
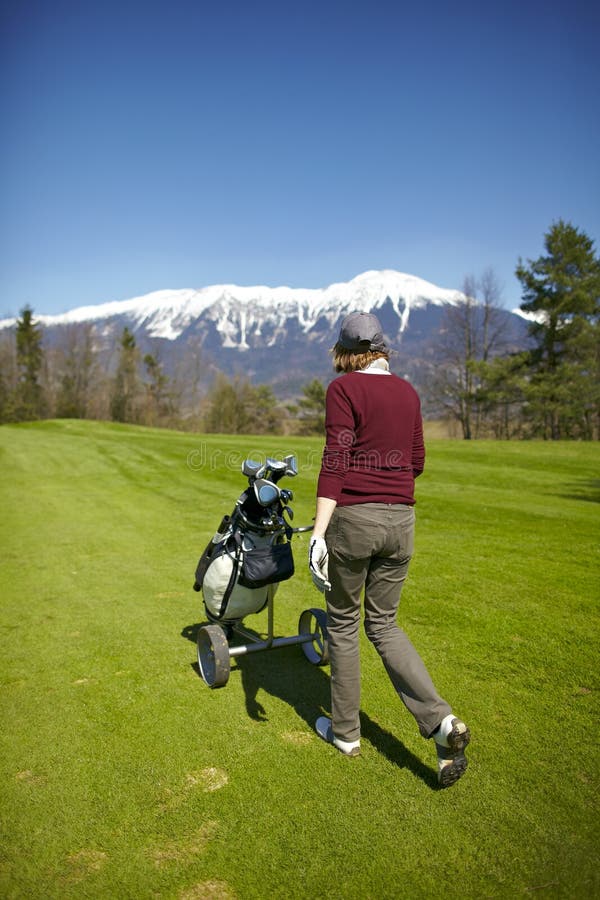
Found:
[309,536,331,593]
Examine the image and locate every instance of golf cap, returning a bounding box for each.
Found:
[338,312,388,352]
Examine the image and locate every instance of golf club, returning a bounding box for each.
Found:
[254,478,280,507]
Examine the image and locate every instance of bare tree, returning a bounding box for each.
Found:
[54,324,97,419]
[173,338,212,428]
[428,269,510,438]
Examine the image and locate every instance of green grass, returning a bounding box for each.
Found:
[0,420,598,899]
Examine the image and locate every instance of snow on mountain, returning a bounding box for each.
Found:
[0,269,531,402]
[0,270,462,348]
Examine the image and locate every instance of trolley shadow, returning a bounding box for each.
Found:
[181,622,436,789]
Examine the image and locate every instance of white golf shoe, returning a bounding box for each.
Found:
[315,716,361,757]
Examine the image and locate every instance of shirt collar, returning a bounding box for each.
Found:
[358,358,391,375]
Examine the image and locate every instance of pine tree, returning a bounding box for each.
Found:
[516,220,600,439]
[143,352,178,426]
[15,306,45,420]
[110,328,141,423]
[473,352,528,439]
[296,379,326,435]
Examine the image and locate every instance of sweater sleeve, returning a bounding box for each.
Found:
[316,380,355,501]
[412,400,425,477]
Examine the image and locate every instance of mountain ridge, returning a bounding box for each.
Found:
[0,270,464,345]
[0,269,529,404]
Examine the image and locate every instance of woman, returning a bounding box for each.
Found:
[308,311,470,787]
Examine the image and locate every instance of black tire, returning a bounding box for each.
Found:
[298,607,329,665]
[197,624,231,688]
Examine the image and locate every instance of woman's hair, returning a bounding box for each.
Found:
[331,342,390,373]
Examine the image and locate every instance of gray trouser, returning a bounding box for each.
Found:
[325,503,451,743]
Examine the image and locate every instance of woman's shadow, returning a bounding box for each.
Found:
[181,621,437,789]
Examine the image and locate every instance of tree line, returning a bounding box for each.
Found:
[429,221,599,439]
[1,221,598,439]
[0,313,325,434]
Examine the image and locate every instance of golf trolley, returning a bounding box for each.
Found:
[192,454,329,688]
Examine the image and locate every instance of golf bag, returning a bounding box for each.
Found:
[193,456,297,623]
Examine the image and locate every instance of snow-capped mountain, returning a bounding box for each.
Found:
[0,270,527,399]
[0,270,462,346]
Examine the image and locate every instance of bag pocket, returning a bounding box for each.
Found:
[238,541,295,589]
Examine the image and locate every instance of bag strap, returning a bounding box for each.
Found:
[193,538,217,591]
[215,540,242,619]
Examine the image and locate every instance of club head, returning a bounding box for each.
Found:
[283,505,294,520]
[242,459,263,479]
[283,454,298,477]
[254,478,281,507]
[266,457,286,472]
[265,458,288,483]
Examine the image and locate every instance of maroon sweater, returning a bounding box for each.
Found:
[317,372,425,506]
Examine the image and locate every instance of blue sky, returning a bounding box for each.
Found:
[1,0,599,316]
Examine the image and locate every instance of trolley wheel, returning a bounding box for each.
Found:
[197,624,231,688]
[298,607,329,666]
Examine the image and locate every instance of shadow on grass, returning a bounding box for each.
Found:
[555,479,600,504]
[181,621,437,789]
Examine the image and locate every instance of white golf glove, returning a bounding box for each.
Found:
[309,536,331,593]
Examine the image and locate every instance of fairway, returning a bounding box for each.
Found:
[1,421,598,899]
